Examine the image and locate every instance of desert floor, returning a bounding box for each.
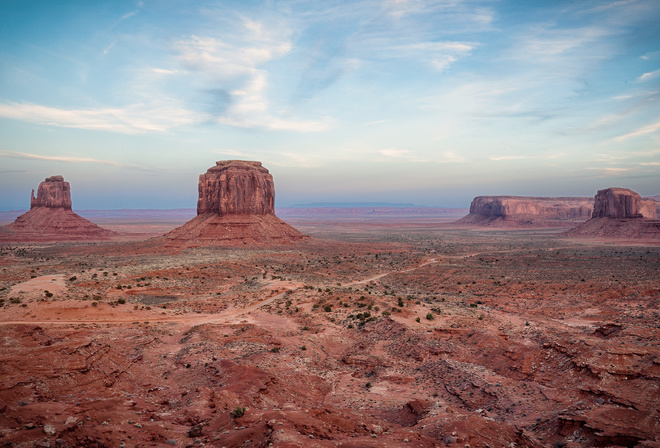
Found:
[0,218,658,447]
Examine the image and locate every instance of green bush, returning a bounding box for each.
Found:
[426,313,435,320]
[231,407,246,418]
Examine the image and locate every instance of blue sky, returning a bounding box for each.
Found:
[1,0,659,210]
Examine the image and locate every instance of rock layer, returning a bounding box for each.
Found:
[565,187,660,239]
[1,175,115,242]
[456,196,593,227]
[163,161,307,246]
[197,161,274,216]
[30,175,72,210]
[593,187,657,219]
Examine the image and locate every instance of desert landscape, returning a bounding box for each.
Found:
[1,162,659,448]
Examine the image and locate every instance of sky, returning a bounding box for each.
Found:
[0,0,659,210]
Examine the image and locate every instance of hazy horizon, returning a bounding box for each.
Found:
[1,0,659,210]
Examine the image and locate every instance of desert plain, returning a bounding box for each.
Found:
[0,212,659,448]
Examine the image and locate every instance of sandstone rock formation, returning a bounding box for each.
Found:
[565,187,660,239]
[0,175,116,242]
[593,187,657,219]
[197,161,274,216]
[29,175,73,209]
[162,161,307,246]
[455,196,593,227]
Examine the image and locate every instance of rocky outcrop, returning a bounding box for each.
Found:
[593,187,656,219]
[565,187,660,240]
[162,161,307,246]
[197,161,274,215]
[1,175,116,242]
[455,196,593,227]
[30,175,72,210]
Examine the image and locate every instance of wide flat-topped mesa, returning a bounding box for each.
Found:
[197,160,274,216]
[162,160,307,246]
[455,195,593,227]
[0,175,115,242]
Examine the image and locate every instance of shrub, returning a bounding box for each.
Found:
[44,290,53,298]
[416,317,421,323]
[231,407,246,418]
[270,347,280,353]
[69,276,77,282]
[426,313,435,320]
[323,305,332,312]
[117,298,126,305]
[10,297,21,304]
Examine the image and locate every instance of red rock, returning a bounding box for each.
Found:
[565,187,660,239]
[197,160,274,215]
[30,175,73,210]
[456,196,593,227]
[162,160,307,246]
[1,175,115,242]
[593,187,657,218]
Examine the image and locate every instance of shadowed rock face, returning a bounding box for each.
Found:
[197,161,274,216]
[593,187,657,219]
[30,175,72,210]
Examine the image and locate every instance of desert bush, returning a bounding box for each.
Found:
[231,407,246,418]
[416,317,421,323]
[426,313,435,320]
[10,297,21,304]
[323,305,332,312]
[69,276,77,282]
[44,290,53,298]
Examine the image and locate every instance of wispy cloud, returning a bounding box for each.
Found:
[0,102,199,134]
[0,150,154,170]
[588,167,631,175]
[378,148,429,162]
[615,119,660,142]
[638,69,660,82]
[173,17,328,132]
[489,153,563,161]
[580,0,639,14]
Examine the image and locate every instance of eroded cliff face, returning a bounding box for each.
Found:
[2,175,115,242]
[593,188,657,219]
[30,175,72,210]
[197,161,274,216]
[163,160,307,246]
[458,196,593,227]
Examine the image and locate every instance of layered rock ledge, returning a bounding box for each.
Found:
[455,196,593,227]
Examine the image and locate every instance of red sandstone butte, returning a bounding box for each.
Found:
[162,160,307,245]
[0,175,116,242]
[455,196,593,227]
[565,187,660,239]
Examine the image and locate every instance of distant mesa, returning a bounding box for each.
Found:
[455,195,593,227]
[565,187,660,239]
[592,187,656,219]
[162,160,307,246]
[0,175,116,242]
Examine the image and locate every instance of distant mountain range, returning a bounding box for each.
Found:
[288,202,422,208]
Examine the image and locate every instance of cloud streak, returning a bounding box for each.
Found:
[0,102,199,134]
[0,150,155,170]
